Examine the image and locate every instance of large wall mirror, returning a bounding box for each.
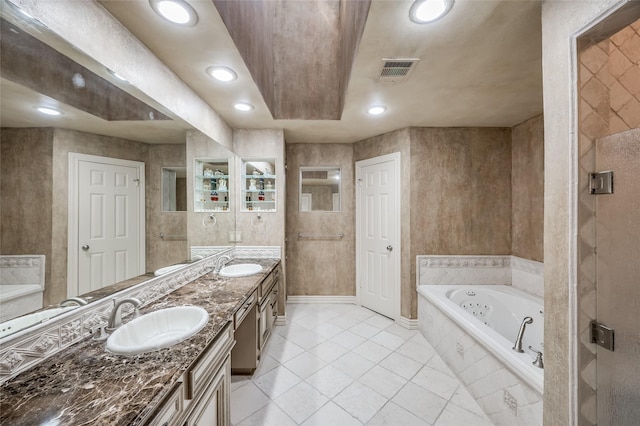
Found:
[299,167,341,212]
[162,167,187,212]
[0,2,234,338]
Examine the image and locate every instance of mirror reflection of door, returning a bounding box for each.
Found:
[162,167,187,212]
[69,153,145,296]
[299,167,341,212]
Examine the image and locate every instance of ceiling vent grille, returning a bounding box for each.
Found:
[378,58,420,83]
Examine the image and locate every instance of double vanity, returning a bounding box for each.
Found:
[0,258,281,425]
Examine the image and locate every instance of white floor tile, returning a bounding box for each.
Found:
[331,329,367,349]
[352,340,392,363]
[274,381,329,424]
[364,314,395,329]
[366,401,430,426]
[434,401,495,426]
[301,401,363,426]
[232,303,493,426]
[370,330,406,351]
[379,352,424,379]
[358,365,408,399]
[307,340,349,363]
[333,381,388,423]
[350,322,383,339]
[392,382,448,424]
[252,365,301,399]
[283,351,328,379]
[236,403,297,426]
[411,365,461,400]
[305,365,354,398]
[267,340,306,364]
[332,351,375,379]
[395,339,436,364]
[230,382,270,424]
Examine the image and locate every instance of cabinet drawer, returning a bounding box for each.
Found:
[147,382,183,426]
[186,322,234,400]
[259,268,279,301]
[233,291,257,329]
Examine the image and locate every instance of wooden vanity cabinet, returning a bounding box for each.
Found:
[258,272,278,352]
[147,323,234,426]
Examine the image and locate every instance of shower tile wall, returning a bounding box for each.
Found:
[577,18,640,426]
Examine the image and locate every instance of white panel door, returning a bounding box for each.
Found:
[356,153,400,319]
[77,159,142,294]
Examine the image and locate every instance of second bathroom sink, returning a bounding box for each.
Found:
[219,263,262,278]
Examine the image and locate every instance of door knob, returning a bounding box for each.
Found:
[82,245,90,251]
[386,245,393,251]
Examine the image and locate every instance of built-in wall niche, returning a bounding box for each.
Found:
[162,167,187,212]
[299,167,341,212]
[194,159,230,212]
[242,159,276,212]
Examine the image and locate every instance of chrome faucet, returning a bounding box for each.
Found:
[512,316,533,353]
[59,297,88,307]
[214,255,232,273]
[529,346,544,368]
[107,297,142,331]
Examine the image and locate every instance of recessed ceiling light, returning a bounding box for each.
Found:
[149,0,198,26]
[206,66,238,82]
[234,102,254,112]
[409,0,453,23]
[367,105,387,116]
[35,106,62,116]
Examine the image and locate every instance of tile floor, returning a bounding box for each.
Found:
[231,303,495,426]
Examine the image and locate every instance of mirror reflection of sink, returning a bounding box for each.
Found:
[106,306,209,356]
[0,306,79,339]
[219,263,262,278]
[154,264,188,276]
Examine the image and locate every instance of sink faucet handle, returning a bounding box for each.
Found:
[529,346,544,368]
[93,325,108,341]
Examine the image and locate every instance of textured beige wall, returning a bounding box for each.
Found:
[410,127,513,317]
[512,115,544,262]
[146,144,188,272]
[541,1,627,424]
[354,129,412,317]
[1,128,54,305]
[286,144,355,296]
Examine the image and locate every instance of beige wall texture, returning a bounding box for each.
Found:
[541,1,632,424]
[512,114,545,262]
[286,144,355,297]
[0,128,184,306]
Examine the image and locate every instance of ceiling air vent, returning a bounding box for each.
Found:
[378,58,420,83]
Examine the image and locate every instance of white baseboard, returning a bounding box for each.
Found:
[287,295,357,304]
[397,315,419,330]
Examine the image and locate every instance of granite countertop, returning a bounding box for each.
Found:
[0,259,279,425]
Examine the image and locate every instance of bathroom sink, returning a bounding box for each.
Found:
[154,264,187,276]
[106,306,209,356]
[219,263,263,278]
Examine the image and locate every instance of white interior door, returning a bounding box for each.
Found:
[69,154,145,296]
[356,153,400,319]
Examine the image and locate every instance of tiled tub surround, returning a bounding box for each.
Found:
[416,255,544,424]
[417,255,544,298]
[0,256,279,424]
[0,256,45,322]
[418,288,543,425]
